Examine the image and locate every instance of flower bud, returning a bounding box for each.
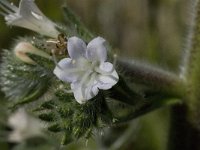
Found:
[14,42,51,64]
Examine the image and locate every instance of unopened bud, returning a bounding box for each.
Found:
[14,42,51,64]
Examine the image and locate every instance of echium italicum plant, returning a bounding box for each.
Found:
[1,0,200,150]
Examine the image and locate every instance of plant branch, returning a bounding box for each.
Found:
[168,0,200,150]
[182,0,200,128]
[117,58,186,98]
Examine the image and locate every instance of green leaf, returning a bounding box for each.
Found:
[0,46,54,108]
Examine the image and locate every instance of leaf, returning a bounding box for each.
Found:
[0,48,53,108]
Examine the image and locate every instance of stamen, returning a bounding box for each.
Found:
[113,54,117,67]
[46,39,58,44]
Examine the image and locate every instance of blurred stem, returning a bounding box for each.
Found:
[117,58,186,99]
[109,121,139,150]
[183,0,200,129]
[110,58,184,124]
[168,105,200,150]
[168,0,200,150]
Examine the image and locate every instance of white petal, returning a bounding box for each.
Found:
[3,0,59,38]
[86,37,107,62]
[71,81,99,104]
[90,85,99,98]
[9,131,23,142]
[68,37,87,59]
[14,42,51,64]
[71,83,87,104]
[53,58,83,83]
[97,70,119,90]
[8,109,28,130]
[99,62,114,73]
[8,109,43,142]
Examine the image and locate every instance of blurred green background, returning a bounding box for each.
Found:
[0,0,189,149]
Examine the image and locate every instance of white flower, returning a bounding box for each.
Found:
[53,36,119,104]
[8,109,44,142]
[0,0,59,38]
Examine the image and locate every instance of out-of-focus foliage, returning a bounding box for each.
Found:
[0,0,189,150]
[66,0,189,71]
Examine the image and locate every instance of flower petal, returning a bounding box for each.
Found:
[71,83,86,104]
[53,58,83,83]
[3,0,59,38]
[8,109,43,142]
[68,37,87,59]
[19,0,44,18]
[86,37,107,62]
[99,62,114,73]
[97,70,119,90]
[71,81,99,104]
[9,109,28,130]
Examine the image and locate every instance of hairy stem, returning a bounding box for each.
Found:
[117,58,186,98]
[108,58,185,124]
[168,0,200,150]
[183,0,200,128]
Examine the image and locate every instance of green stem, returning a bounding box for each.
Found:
[168,0,200,150]
[117,58,186,98]
[108,60,185,124]
[183,0,200,128]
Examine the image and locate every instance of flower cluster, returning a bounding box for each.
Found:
[54,37,119,104]
[0,0,119,104]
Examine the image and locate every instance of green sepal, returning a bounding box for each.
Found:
[38,112,57,122]
[0,50,51,108]
[48,123,62,132]
[27,53,54,71]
